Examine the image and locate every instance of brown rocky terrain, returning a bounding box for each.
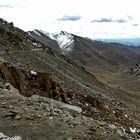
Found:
[0,58,67,102]
[29,30,140,108]
[1,86,139,140]
[0,18,140,139]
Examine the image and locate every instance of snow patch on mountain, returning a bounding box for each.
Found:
[30,30,74,53]
[53,31,74,53]
[31,30,56,40]
[33,30,41,36]
[38,30,56,40]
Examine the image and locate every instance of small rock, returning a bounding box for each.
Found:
[11,124,17,127]
[30,95,40,102]
[49,116,53,120]
[43,112,48,116]
[0,104,7,108]
[51,111,58,116]
[8,105,15,109]
[125,127,131,134]
[15,114,21,120]
[4,83,10,90]
[4,111,18,119]
[99,121,106,126]
[1,100,7,108]
[129,127,137,133]
[31,71,37,75]
[136,129,140,135]
[63,115,73,123]
[72,122,79,127]
[1,89,9,94]
[117,129,124,136]
[40,102,50,111]
[25,115,34,120]
[113,111,115,114]
[90,118,93,122]
[109,124,116,129]
[86,131,94,135]
[81,116,87,121]
[70,124,74,128]
[54,108,63,114]
[73,113,79,118]
[89,127,96,132]
[36,114,42,118]
[124,114,128,118]
[9,85,20,95]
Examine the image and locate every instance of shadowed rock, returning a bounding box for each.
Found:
[0,58,68,102]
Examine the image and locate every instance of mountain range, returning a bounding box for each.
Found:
[0,18,140,139]
[98,38,140,46]
[29,30,140,92]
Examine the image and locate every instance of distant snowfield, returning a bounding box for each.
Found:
[0,132,22,140]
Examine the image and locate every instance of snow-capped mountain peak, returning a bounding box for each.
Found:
[52,31,74,53]
[29,30,75,54]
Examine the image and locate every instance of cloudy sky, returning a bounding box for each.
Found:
[0,0,140,39]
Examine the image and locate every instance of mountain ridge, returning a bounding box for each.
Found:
[0,18,140,139]
[29,29,140,95]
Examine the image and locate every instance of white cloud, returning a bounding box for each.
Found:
[0,0,140,38]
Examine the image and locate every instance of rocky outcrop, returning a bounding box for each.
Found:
[130,63,140,75]
[30,95,82,113]
[0,85,140,140]
[0,58,68,102]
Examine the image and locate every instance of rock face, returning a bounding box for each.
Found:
[0,58,67,102]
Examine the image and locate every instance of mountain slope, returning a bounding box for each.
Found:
[29,30,140,70]
[99,38,140,46]
[29,31,140,70]
[29,30,140,95]
[1,18,134,107]
[28,29,61,52]
[1,18,140,139]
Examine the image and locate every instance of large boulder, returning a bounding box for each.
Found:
[30,95,82,113]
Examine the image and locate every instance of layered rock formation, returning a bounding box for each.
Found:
[0,58,67,102]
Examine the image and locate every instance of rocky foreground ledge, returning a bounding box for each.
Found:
[0,84,140,140]
[0,58,140,140]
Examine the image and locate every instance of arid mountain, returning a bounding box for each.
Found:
[29,30,140,69]
[29,30,140,93]
[28,29,61,52]
[0,18,140,139]
[125,45,140,54]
